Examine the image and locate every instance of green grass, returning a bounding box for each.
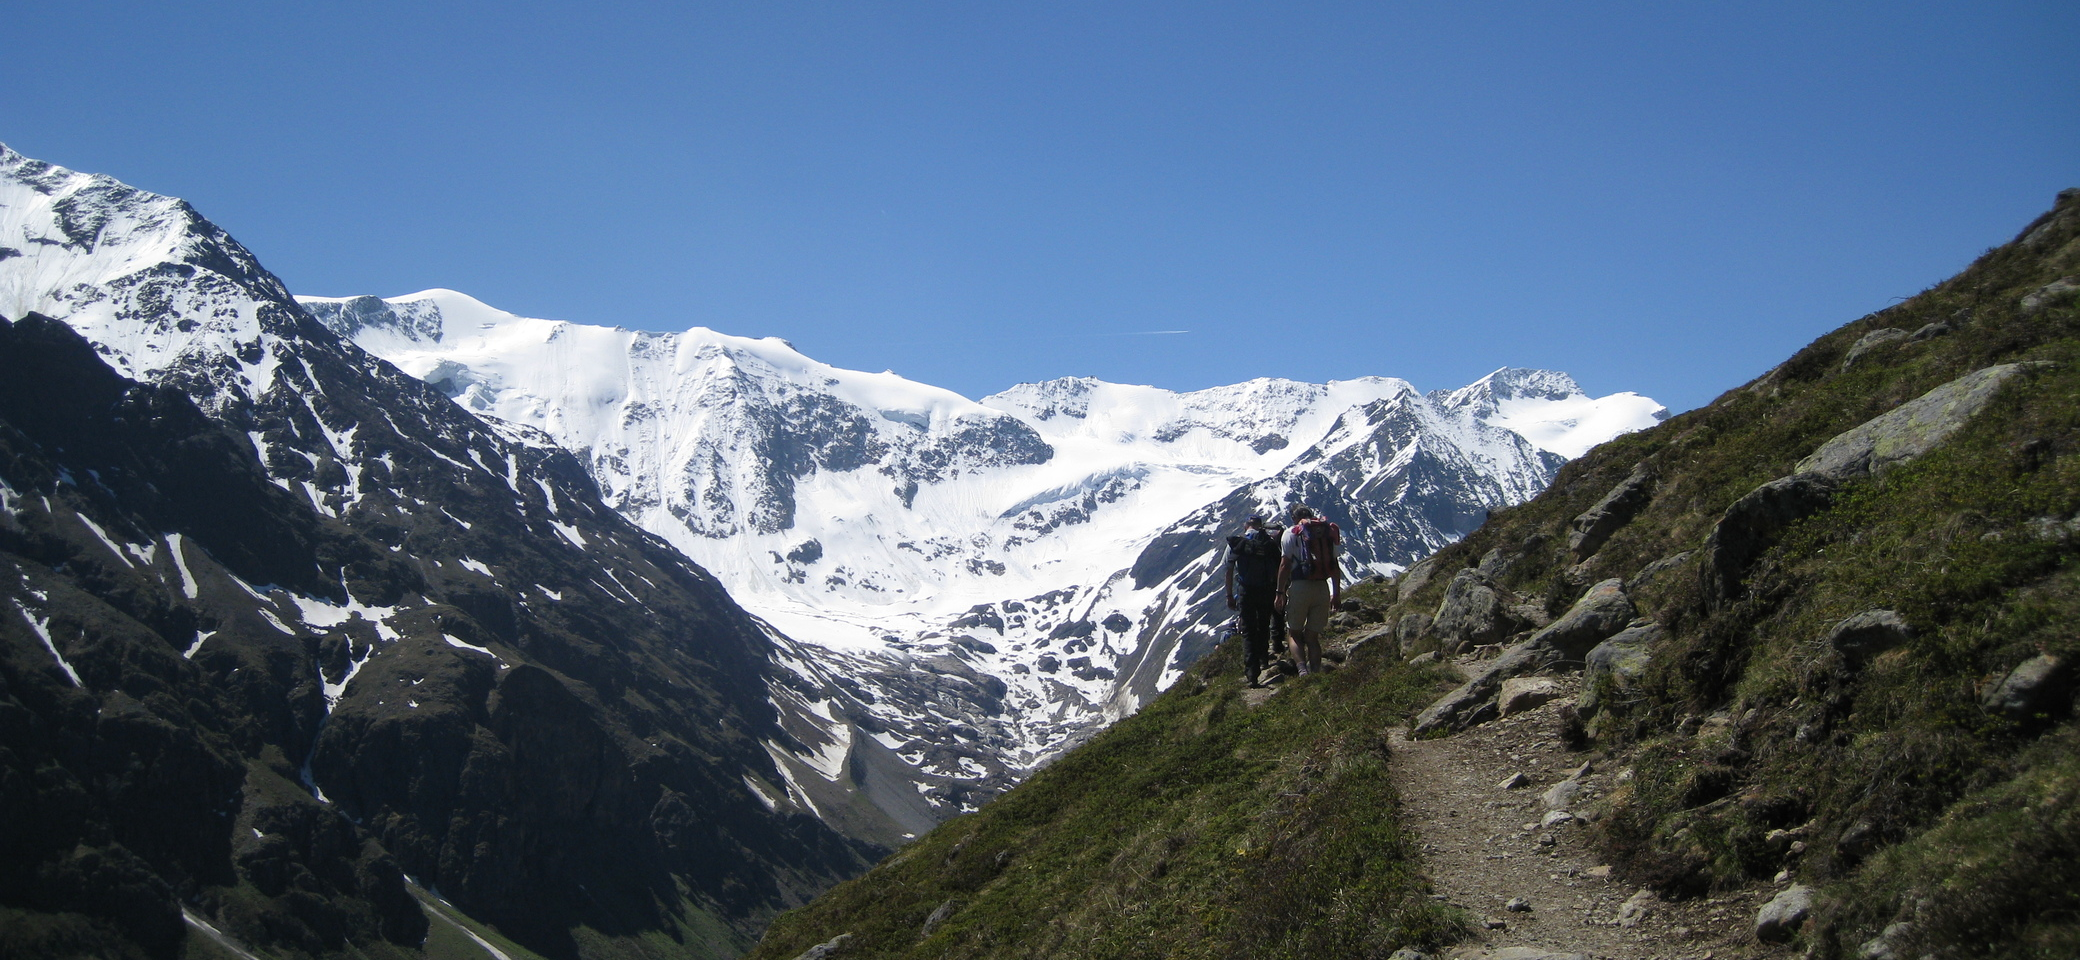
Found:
[745,635,1462,960]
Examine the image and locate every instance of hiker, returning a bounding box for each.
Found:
[1275,504,1342,675]
[1224,514,1282,687]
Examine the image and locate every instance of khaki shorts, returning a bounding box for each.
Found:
[1286,579,1333,636]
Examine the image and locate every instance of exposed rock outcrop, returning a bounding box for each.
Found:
[1797,363,2046,481]
[1567,463,1656,561]
[1580,622,1663,717]
[1412,581,1635,736]
[1982,653,2072,723]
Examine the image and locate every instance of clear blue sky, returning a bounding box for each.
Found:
[7,2,2076,412]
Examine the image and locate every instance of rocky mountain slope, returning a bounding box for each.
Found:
[298,290,1664,816]
[0,145,879,960]
[744,191,2080,960]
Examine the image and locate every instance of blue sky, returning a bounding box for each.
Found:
[7,2,2076,412]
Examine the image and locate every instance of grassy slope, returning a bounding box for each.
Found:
[746,630,1463,960]
[749,189,2079,960]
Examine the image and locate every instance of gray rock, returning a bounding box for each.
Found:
[1755,884,1815,943]
[792,933,853,960]
[1842,328,1910,370]
[1908,322,1953,342]
[1411,643,1554,736]
[1856,921,1915,960]
[921,899,957,935]
[1476,547,1514,580]
[1568,463,1656,560]
[1387,949,1429,960]
[1500,677,1565,716]
[1542,778,1583,812]
[1348,622,1396,652]
[1827,610,1913,661]
[2019,276,2080,316]
[1540,810,1576,829]
[1411,580,1634,736]
[1498,772,1530,790]
[1798,362,2048,481]
[1431,570,1516,652]
[1580,622,1663,716]
[1505,896,1532,912]
[1703,472,1842,606]
[1406,651,1439,666]
[1617,888,1655,927]
[1397,557,1441,601]
[1982,653,2072,722]
[1395,612,1434,655]
[1525,579,1635,660]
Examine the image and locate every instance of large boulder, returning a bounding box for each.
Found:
[1581,622,1664,716]
[1395,612,1433,655]
[1430,570,1516,652]
[1499,678,1565,716]
[1568,463,1657,561]
[1705,363,2047,608]
[1702,473,1842,606]
[1525,579,1635,660]
[1797,362,2047,481]
[1827,610,1913,662]
[1982,653,2072,723]
[1396,557,1441,602]
[1755,884,1816,943]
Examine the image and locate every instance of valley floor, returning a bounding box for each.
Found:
[1387,668,1791,960]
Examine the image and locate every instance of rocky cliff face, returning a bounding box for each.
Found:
[0,145,875,960]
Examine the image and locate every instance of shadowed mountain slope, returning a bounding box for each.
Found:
[0,145,879,960]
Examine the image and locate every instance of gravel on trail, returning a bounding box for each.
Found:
[1386,668,1797,960]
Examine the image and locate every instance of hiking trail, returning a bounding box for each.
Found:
[1385,665,1797,960]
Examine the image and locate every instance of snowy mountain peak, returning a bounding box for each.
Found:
[0,144,293,398]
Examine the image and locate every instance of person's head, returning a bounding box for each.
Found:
[1246,514,1264,531]
[1288,504,1315,522]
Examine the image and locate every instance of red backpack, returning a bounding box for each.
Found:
[1292,518,1341,580]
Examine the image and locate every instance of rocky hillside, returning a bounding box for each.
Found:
[0,147,877,959]
[745,189,2080,960]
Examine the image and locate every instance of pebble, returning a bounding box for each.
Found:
[1499,772,1531,790]
[1506,897,1532,912]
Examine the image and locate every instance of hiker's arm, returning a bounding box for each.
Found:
[1224,560,1236,609]
[1275,556,1291,611]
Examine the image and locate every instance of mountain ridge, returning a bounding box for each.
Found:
[300,286,1665,821]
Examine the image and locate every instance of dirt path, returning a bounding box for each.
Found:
[1386,669,1793,960]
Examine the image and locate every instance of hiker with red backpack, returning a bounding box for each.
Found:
[1274,503,1342,675]
[1224,514,1283,688]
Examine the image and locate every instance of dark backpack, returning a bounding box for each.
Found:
[1291,518,1341,581]
[1227,529,1281,591]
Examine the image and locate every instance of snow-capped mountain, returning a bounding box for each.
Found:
[301,289,1666,809]
[0,144,882,957]
[0,139,1665,956]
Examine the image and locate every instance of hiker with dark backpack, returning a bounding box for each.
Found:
[1225,514,1282,687]
[1275,504,1342,675]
